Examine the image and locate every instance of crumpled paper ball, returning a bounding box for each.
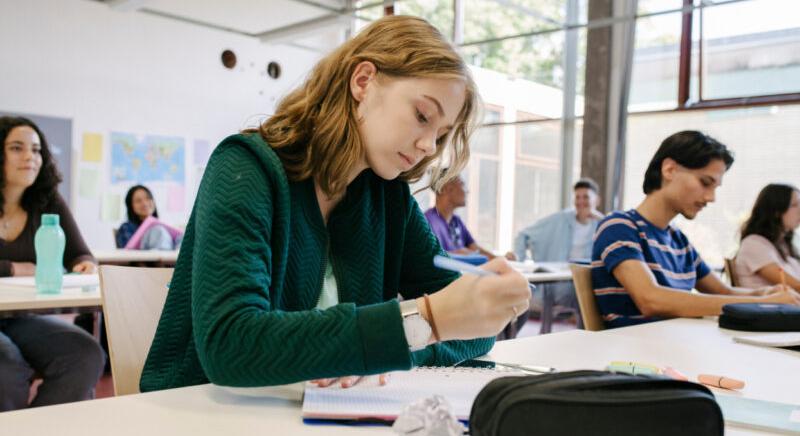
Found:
[391,395,466,436]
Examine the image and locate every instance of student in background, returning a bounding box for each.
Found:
[592,130,799,329]
[512,178,604,262]
[141,16,530,392]
[116,185,181,250]
[424,173,504,259]
[735,184,800,290]
[509,178,604,317]
[0,116,104,411]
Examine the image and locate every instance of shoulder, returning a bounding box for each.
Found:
[206,133,290,192]
[596,210,638,233]
[740,234,774,251]
[119,221,137,231]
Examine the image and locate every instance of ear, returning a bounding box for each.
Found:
[661,158,678,184]
[350,61,377,103]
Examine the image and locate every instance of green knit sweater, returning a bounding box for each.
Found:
[140,134,494,392]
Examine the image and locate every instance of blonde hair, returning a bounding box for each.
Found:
[255,15,480,197]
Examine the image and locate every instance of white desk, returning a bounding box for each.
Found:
[1,318,795,435]
[92,249,178,265]
[0,275,101,316]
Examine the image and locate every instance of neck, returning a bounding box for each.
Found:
[435,200,454,222]
[2,186,25,216]
[636,193,676,229]
[575,210,594,224]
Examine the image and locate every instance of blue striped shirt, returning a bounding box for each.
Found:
[591,210,711,328]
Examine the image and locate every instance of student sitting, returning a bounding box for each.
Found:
[424,173,504,259]
[0,116,104,411]
[140,16,531,392]
[510,178,604,314]
[735,184,800,290]
[116,185,181,250]
[592,131,799,329]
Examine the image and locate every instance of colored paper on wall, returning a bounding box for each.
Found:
[193,139,211,166]
[167,185,185,213]
[101,193,121,222]
[78,168,100,199]
[82,133,103,162]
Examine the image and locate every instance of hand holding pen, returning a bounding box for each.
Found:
[422,255,531,341]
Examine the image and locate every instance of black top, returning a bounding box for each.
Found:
[0,193,95,277]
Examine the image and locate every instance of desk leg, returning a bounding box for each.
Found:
[540,284,554,334]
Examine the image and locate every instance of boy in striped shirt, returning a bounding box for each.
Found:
[592,131,799,328]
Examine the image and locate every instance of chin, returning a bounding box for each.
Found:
[680,210,698,220]
[372,166,402,181]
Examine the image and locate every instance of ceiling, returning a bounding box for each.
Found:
[96,0,379,51]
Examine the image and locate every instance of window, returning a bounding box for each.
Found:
[696,0,800,101]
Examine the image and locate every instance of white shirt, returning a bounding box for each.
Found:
[570,219,595,261]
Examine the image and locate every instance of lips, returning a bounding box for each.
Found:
[398,152,415,169]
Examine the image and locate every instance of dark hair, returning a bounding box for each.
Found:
[741,183,799,261]
[0,116,63,216]
[124,184,159,225]
[573,178,599,194]
[642,131,734,194]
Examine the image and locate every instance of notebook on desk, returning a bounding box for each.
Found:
[302,366,520,423]
[733,332,800,351]
[716,395,800,434]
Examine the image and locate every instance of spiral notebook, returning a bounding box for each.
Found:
[302,366,521,423]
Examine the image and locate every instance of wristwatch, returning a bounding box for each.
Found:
[399,299,432,351]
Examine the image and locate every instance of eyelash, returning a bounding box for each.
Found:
[416,109,428,124]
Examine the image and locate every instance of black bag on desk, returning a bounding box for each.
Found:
[469,370,722,436]
[719,303,800,331]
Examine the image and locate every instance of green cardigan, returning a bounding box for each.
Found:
[140,134,494,391]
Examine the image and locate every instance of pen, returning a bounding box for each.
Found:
[433,255,536,292]
[493,361,556,374]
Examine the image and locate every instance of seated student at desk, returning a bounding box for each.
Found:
[116,184,182,250]
[424,172,507,260]
[510,178,604,312]
[735,184,800,290]
[0,116,104,411]
[140,16,530,392]
[592,130,800,329]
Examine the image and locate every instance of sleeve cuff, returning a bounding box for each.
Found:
[356,299,413,374]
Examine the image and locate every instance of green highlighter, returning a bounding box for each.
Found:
[606,361,662,376]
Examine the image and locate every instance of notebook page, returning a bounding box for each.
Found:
[302,367,520,421]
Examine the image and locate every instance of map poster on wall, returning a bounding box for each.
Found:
[110,132,185,183]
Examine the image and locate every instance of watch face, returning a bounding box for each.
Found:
[403,315,432,349]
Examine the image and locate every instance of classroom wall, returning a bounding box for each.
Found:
[0,0,325,249]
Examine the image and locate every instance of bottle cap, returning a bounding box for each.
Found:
[41,214,60,226]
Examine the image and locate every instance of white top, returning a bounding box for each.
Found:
[570,219,595,260]
[315,261,338,310]
[735,234,800,289]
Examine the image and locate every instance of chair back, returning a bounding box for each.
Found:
[570,264,604,331]
[99,265,173,395]
[723,257,740,287]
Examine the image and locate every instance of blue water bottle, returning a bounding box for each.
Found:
[35,213,65,294]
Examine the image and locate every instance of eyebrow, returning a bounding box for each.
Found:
[423,95,445,118]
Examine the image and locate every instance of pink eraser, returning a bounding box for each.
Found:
[662,366,688,381]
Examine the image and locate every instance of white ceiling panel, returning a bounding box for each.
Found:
[141,0,338,35]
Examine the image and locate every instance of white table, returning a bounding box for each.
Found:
[0,275,101,316]
[513,261,574,334]
[2,318,794,435]
[92,249,178,265]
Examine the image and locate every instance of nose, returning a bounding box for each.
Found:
[416,131,437,157]
[704,188,716,203]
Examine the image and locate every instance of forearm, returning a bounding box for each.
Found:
[640,286,769,318]
[196,300,413,386]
